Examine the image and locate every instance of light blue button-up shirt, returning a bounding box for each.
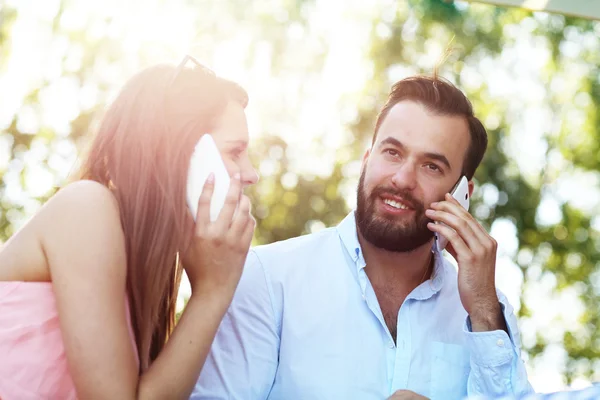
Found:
[192,212,533,400]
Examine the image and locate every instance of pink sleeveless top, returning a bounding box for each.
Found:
[0,282,138,400]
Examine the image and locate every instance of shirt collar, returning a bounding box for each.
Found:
[336,210,446,299]
[409,247,445,300]
[336,211,364,266]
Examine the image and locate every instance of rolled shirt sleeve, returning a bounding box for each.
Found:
[464,291,534,397]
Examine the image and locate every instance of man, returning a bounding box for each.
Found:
[192,76,534,399]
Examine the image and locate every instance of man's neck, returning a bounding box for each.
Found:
[357,229,434,291]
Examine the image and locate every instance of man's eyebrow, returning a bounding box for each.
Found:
[379,136,405,150]
[378,136,452,170]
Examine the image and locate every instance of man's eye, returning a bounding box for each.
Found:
[385,149,399,157]
[426,163,440,171]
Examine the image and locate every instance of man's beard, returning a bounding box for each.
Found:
[355,168,434,252]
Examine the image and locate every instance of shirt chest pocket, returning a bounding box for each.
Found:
[430,341,471,400]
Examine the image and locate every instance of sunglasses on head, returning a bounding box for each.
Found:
[169,55,215,86]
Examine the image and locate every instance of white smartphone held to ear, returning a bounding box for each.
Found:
[435,175,470,251]
[186,134,230,222]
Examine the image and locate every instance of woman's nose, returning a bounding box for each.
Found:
[240,158,259,186]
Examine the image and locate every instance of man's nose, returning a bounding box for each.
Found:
[391,161,418,191]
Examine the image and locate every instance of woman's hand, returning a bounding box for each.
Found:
[182,172,255,297]
[140,173,255,399]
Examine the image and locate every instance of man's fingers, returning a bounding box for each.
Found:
[426,209,479,250]
[430,194,489,245]
[428,221,470,259]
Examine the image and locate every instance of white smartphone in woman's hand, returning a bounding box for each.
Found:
[435,176,470,251]
[186,134,230,222]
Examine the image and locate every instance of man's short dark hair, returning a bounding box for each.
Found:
[373,76,488,180]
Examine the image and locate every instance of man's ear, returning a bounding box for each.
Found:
[468,179,474,197]
[361,148,371,171]
[362,148,370,163]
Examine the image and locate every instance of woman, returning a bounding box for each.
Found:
[0,56,259,399]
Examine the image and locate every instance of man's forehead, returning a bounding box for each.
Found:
[380,101,467,136]
[375,101,470,167]
[380,101,443,130]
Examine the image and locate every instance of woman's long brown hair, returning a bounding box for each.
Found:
[75,64,248,372]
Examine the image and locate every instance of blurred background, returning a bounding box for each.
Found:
[1,0,599,393]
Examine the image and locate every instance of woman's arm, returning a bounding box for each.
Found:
[39,180,140,398]
[39,176,252,400]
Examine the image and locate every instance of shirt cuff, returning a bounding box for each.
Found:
[464,301,515,367]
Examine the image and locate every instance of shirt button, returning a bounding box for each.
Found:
[496,339,504,347]
[388,341,395,349]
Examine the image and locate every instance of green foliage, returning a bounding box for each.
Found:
[2,0,599,385]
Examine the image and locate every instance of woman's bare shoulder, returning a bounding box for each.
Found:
[48,180,120,213]
[0,180,126,281]
[37,180,123,229]
[36,180,127,276]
